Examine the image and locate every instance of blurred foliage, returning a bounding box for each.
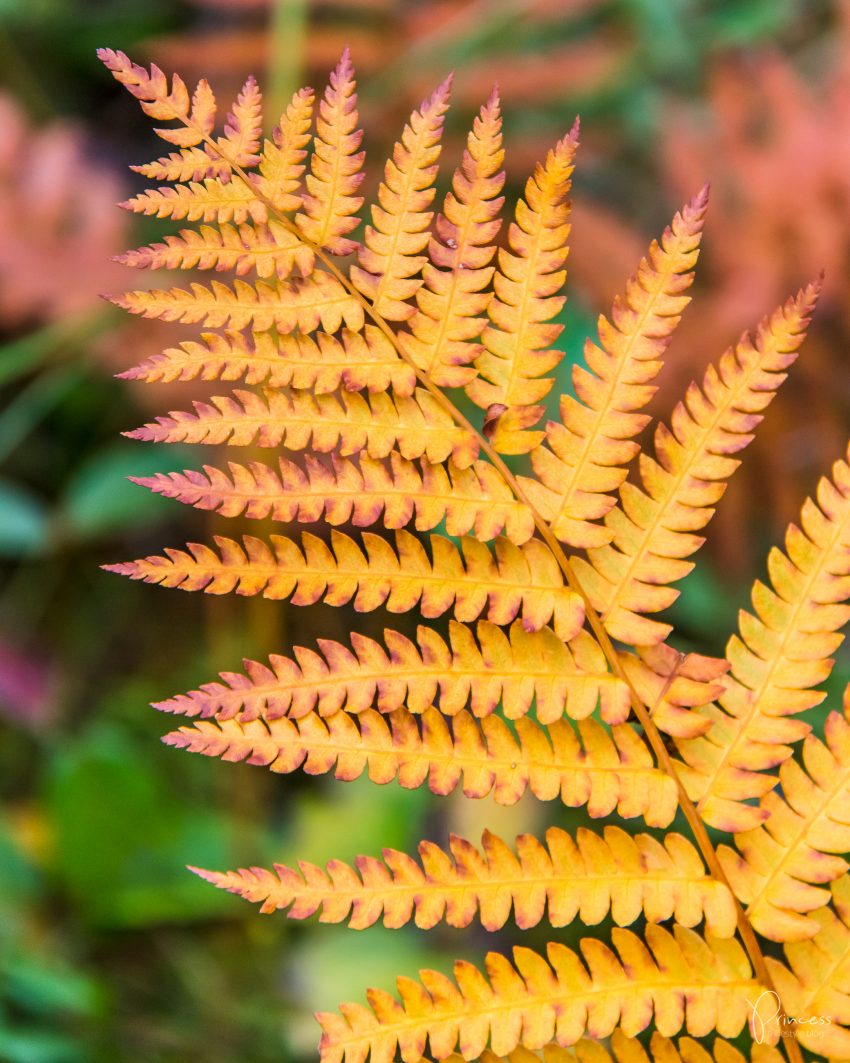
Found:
[0,0,848,1059]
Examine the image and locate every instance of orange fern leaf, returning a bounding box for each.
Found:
[121,176,266,223]
[109,274,363,333]
[519,190,708,549]
[118,326,415,395]
[105,530,585,638]
[717,702,850,941]
[398,90,505,386]
[350,78,451,321]
[98,48,216,144]
[117,220,313,279]
[766,875,850,1058]
[571,282,820,645]
[134,453,534,544]
[466,123,579,451]
[256,86,315,212]
[296,50,364,255]
[194,825,736,936]
[617,645,728,741]
[215,75,262,166]
[608,1031,782,1063]
[317,928,758,1063]
[416,1033,782,1063]
[163,708,678,824]
[125,387,479,466]
[131,145,232,183]
[152,619,627,725]
[676,443,850,831]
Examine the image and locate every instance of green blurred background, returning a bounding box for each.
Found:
[0,1,848,1060]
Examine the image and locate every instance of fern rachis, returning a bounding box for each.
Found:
[99,46,850,1063]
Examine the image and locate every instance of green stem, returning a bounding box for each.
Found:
[266,0,308,126]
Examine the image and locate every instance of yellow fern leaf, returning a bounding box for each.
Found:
[519,190,708,549]
[193,825,736,936]
[134,453,534,544]
[571,283,820,645]
[110,274,363,333]
[397,89,504,383]
[129,85,313,202]
[152,619,627,725]
[350,79,451,321]
[117,220,314,279]
[256,86,315,212]
[296,49,364,254]
[214,75,262,166]
[104,530,585,638]
[163,708,678,825]
[121,177,265,223]
[131,145,231,183]
[418,1034,782,1063]
[98,48,215,144]
[465,123,578,449]
[717,702,850,941]
[609,1032,781,1063]
[620,644,729,740]
[676,445,850,831]
[317,928,758,1063]
[118,326,415,395]
[125,387,479,465]
[765,875,850,1058]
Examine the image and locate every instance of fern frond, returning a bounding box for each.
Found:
[118,327,416,396]
[316,927,757,1063]
[153,620,627,725]
[131,85,314,204]
[193,825,736,936]
[117,220,313,280]
[134,453,535,545]
[519,190,708,549]
[109,275,363,333]
[676,444,850,831]
[466,124,578,451]
[570,283,820,645]
[163,708,678,825]
[125,388,479,466]
[105,530,585,639]
[215,75,262,167]
[398,90,505,386]
[717,702,850,941]
[295,50,364,255]
[415,1034,782,1063]
[121,178,265,223]
[131,145,232,183]
[766,875,850,1058]
[620,644,728,740]
[256,86,315,212]
[609,1032,781,1063]
[350,79,451,321]
[98,48,216,144]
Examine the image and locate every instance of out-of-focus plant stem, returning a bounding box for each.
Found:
[266,0,307,125]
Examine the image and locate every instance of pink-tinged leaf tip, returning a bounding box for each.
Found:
[421,74,453,114]
[187,865,222,885]
[101,562,136,576]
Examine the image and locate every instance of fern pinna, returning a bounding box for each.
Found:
[99,47,850,1063]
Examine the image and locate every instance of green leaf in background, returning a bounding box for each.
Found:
[58,441,193,541]
[44,722,253,928]
[0,480,48,557]
[0,1029,87,1063]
